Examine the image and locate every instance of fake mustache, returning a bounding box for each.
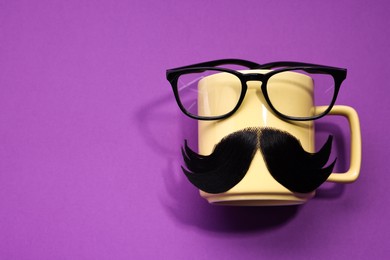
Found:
[182,127,336,194]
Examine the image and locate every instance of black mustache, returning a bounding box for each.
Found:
[182,129,258,194]
[259,128,336,193]
[182,127,336,194]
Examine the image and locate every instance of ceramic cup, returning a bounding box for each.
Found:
[197,70,361,206]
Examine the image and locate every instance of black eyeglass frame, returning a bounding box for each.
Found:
[166,59,347,121]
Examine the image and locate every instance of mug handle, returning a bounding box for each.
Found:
[316,105,362,183]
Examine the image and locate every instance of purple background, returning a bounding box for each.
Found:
[1,0,389,259]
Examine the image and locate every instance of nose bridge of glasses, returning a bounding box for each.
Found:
[244,73,266,83]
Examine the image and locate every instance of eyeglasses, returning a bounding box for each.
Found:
[166,59,347,121]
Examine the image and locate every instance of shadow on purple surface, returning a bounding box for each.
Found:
[160,151,300,233]
[166,195,300,233]
[134,93,187,156]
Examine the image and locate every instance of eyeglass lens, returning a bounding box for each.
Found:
[266,70,335,118]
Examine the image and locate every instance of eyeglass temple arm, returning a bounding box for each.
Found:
[258,61,346,70]
[168,59,262,71]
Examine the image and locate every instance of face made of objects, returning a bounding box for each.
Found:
[195,70,319,206]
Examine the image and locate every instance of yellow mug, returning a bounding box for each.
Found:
[195,70,361,206]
